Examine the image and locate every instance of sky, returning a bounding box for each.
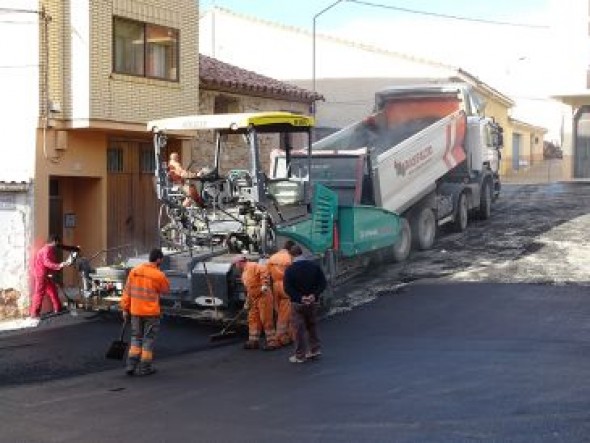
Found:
[199,0,551,32]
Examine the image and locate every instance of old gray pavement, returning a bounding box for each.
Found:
[1,182,590,442]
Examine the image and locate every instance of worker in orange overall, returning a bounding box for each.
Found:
[267,240,295,347]
[120,248,170,376]
[233,256,280,350]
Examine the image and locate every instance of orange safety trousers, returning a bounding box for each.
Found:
[272,282,292,345]
[267,249,293,345]
[127,315,160,372]
[243,262,277,345]
[247,291,276,344]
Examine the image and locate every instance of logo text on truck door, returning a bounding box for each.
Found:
[394,145,434,176]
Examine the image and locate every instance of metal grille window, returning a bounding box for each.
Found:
[107,148,124,173]
[113,17,179,81]
[140,146,156,173]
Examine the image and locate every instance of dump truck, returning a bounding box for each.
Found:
[271,83,504,261]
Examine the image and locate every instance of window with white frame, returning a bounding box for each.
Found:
[113,17,179,81]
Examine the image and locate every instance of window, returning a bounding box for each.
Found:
[113,17,179,81]
[107,148,124,172]
[140,144,156,173]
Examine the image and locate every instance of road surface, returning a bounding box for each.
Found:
[1,183,590,442]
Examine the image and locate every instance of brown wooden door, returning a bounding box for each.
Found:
[48,178,64,282]
[107,140,159,262]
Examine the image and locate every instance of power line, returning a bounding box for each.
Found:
[0,64,38,69]
[0,20,36,24]
[0,8,40,14]
[347,0,550,29]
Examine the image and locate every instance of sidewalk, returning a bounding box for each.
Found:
[502,158,565,184]
[0,317,38,332]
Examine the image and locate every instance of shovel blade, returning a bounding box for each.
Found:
[209,330,239,342]
[105,340,128,360]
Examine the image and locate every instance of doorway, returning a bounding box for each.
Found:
[48,178,63,282]
[48,176,102,286]
[574,105,590,178]
[512,133,521,171]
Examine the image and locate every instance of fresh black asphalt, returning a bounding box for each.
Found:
[1,281,589,442]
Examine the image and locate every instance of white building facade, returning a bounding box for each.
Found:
[0,1,39,317]
[550,0,590,178]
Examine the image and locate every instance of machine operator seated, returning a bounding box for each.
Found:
[167,152,210,208]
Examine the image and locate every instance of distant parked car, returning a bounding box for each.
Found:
[543,141,563,159]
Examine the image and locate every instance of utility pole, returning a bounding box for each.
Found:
[312,0,346,115]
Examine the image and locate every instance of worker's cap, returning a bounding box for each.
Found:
[231,255,247,265]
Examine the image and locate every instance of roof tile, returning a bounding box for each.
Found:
[199,54,323,102]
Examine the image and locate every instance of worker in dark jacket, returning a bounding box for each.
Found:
[283,244,327,363]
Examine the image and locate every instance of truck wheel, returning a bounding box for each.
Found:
[453,193,469,232]
[412,207,436,250]
[478,181,492,220]
[392,218,411,262]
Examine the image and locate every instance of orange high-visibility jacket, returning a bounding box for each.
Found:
[120,262,170,317]
[242,261,270,300]
[267,249,292,285]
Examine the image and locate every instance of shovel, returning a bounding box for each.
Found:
[202,261,242,342]
[105,319,129,360]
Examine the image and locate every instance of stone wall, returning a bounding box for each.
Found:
[0,187,33,319]
[0,289,27,319]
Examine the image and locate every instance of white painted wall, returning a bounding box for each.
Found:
[71,0,91,121]
[0,191,32,300]
[0,1,39,315]
[545,0,590,158]
[547,0,589,93]
[200,8,456,128]
[0,0,39,182]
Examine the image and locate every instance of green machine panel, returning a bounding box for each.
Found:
[338,206,401,258]
[276,183,338,254]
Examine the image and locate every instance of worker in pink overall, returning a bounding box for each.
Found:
[30,234,67,318]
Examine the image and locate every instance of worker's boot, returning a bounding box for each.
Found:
[137,361,157,376]
[278,335,293,347]
[125,355,140,376]
[263,340,280,351]
[243,340,259,350]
